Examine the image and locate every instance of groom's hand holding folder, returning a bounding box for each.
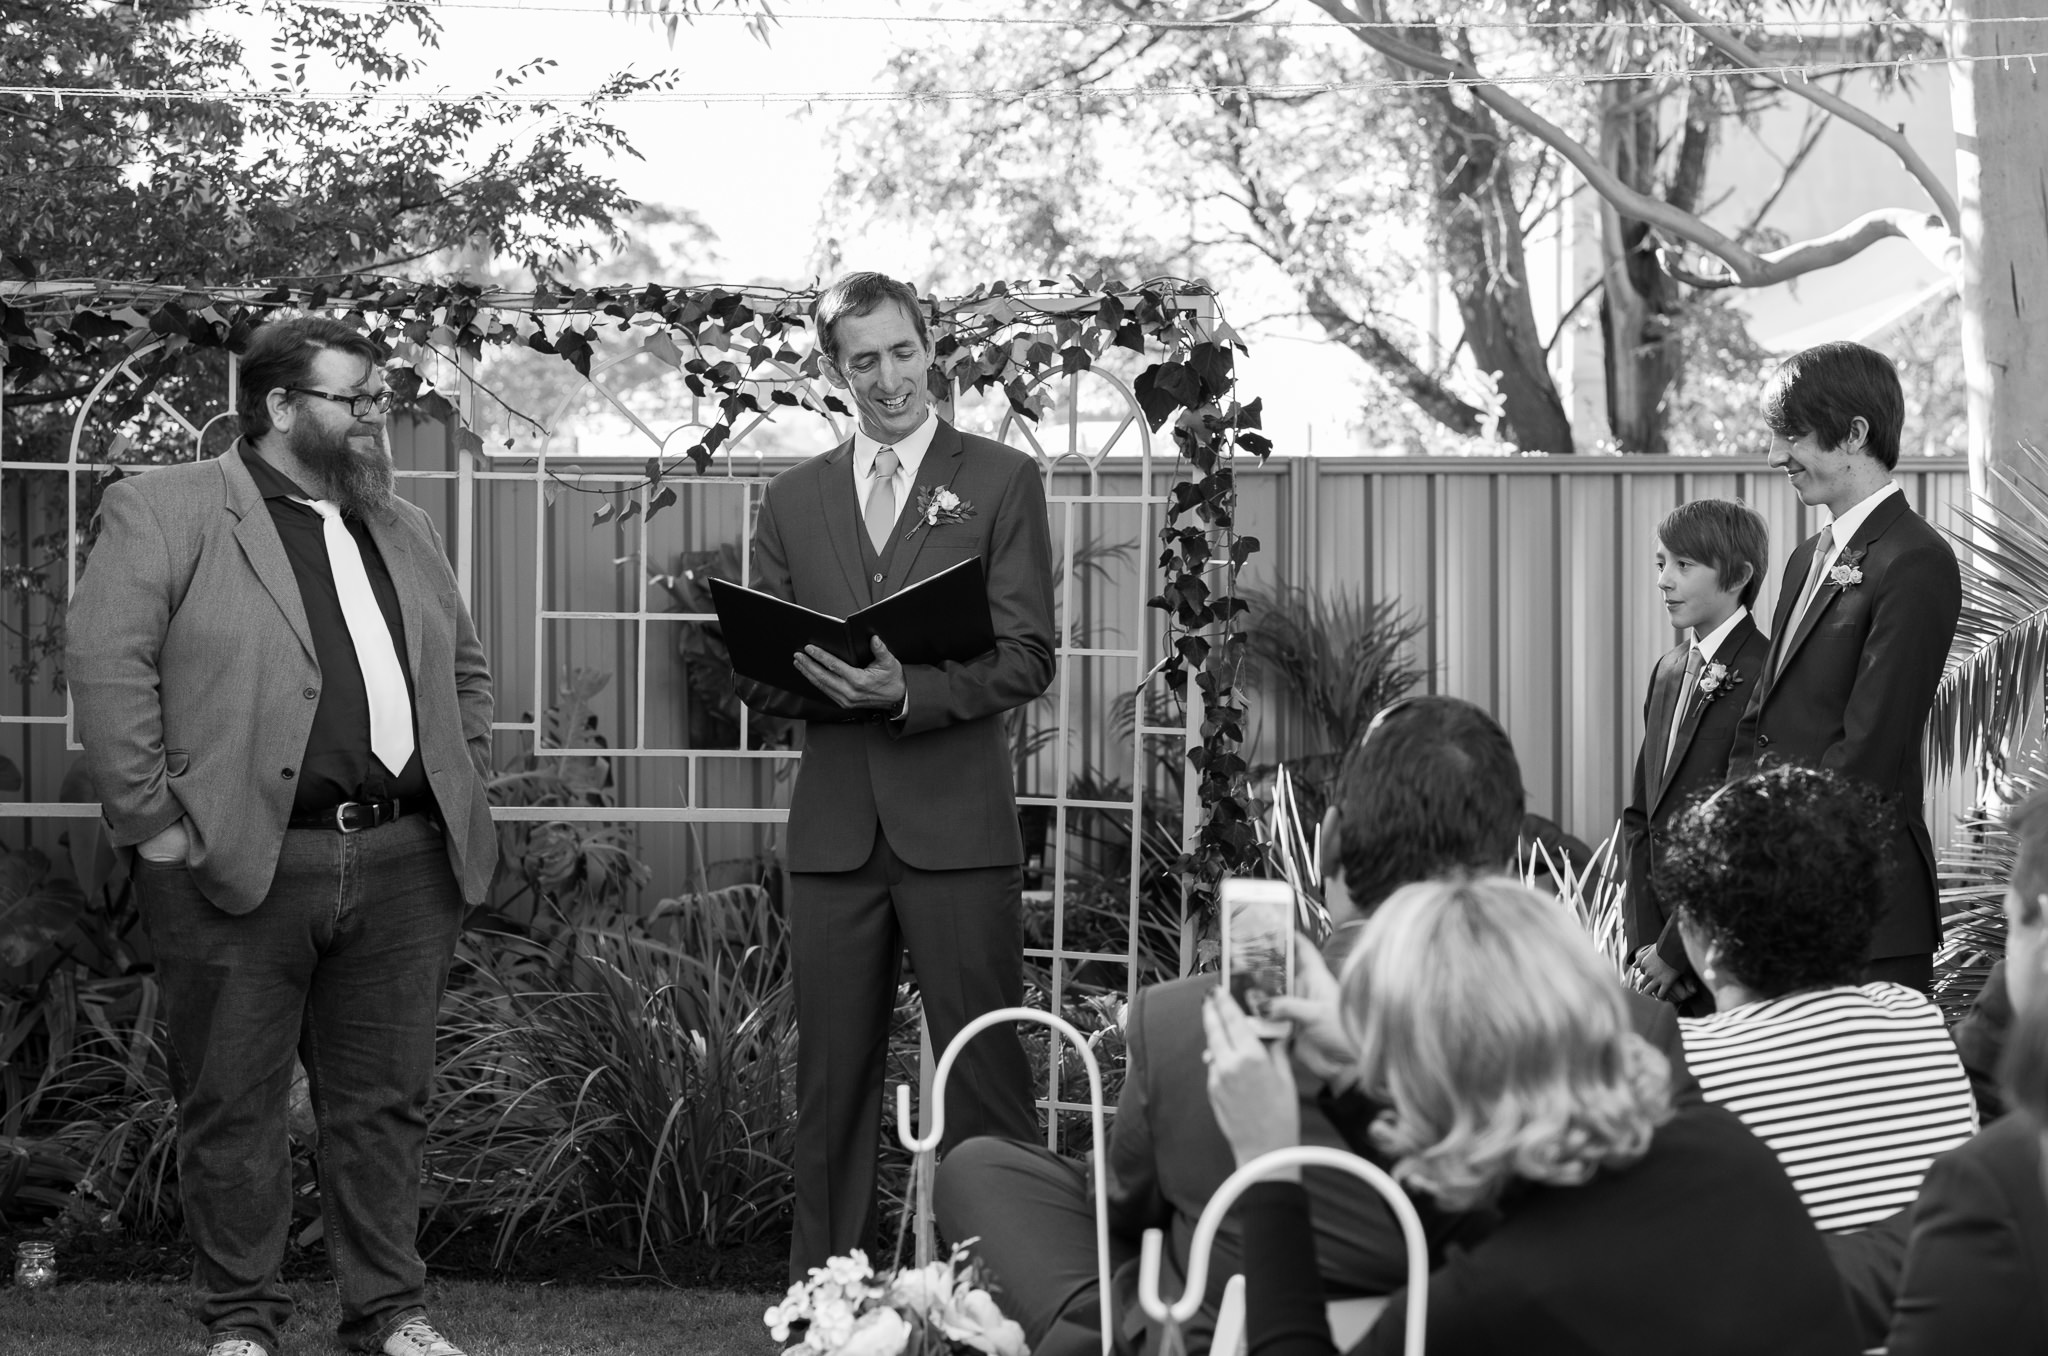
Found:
[795,635,904,712]
[711,557,999,719]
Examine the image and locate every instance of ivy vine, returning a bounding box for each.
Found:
[1,272,1270,924]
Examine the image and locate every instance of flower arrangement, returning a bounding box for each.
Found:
[1694,661,1743,704]
[908,486,977,538]
[765,1247,1028,1356]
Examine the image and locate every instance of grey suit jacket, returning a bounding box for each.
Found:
[66,444,497,914]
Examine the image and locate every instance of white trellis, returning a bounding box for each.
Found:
[0,287,1219,1146]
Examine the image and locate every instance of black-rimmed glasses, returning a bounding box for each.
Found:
[285,387,395,418]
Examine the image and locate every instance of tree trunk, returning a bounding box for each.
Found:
[1428,89,1576,454]
[1950,0,2048,509]
[1596,82,1705,455]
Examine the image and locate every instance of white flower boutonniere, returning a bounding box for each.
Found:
[906,485,976,540]
[1695,662,1744,706]
[1827,546,1867,590]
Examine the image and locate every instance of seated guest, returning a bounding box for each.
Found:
[1885,788,2048,1355]
[1208,875,1861,1356]
[1953,956,2016,1122]
[1659,766,1979,1234]
[935,697,1693,1356]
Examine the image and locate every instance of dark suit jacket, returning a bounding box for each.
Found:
[1105,972,1699,1352]
[743,420,1055,872]
[1729,491,1960,959]
[1886,1111,2048,1356]
[1240,1102,1861,1356]
[66,445,498,913]
[1621,615,1770,972]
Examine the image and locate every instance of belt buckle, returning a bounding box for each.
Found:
[333,800,372,833]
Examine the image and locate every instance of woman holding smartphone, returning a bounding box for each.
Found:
[1202,874,1859,1356]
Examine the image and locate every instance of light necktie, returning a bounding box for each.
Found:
[1777,524,1836,677]
[298,499,415,775]
[865,446,900,553]
[1664,644,1703,777]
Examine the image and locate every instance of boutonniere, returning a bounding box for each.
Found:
[1695,662,1743,705]
[906,485,975,539]
[1827,547,1867,590]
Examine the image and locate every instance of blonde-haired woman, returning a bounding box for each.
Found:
[1204,874,1858,1356]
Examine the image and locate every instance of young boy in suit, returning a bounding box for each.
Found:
[1623,500,1771,1012]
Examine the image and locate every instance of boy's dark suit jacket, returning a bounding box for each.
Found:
[1621,615,1770,977]
[1885,1111,2048,1355]
[1728,491,1960,961]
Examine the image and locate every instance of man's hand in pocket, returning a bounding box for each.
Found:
[138,818,191,865]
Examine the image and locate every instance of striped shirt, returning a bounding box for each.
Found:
[1679,983,1978,1232]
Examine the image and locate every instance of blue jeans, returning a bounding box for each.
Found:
[137,814,464,1355]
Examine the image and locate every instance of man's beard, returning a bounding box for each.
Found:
[289,419,394,519]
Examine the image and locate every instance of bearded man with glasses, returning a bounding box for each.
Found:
[67,316,498,1356]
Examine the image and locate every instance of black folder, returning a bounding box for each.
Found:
[709,558,997,705]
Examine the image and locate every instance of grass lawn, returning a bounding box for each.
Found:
[0,1279,785,1356]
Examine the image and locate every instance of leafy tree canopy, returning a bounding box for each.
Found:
[1,0,668,293]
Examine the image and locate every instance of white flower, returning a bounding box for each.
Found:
[886,1259,959,1316]
[933,488,962,512]
[939,1287,1029,1356]
[837,1308,913,1356]
[820,1251,873,1288]
[809,1297,858,1351]
[1828,562,1864,588]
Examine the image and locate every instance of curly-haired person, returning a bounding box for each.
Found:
[1202,875,1861,1356]
[1662,766,1977,1239]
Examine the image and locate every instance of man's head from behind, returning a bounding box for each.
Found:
[1321,696,1525,925]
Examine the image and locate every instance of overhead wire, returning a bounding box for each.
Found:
[4,44,2044,106]
[139,0,2048,31]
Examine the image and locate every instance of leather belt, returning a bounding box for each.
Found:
[289,796,432,833]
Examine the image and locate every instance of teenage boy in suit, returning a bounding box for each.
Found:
[1622,500,1771,1013]
[1729,341,1961,992]
[736,271,1057,1278]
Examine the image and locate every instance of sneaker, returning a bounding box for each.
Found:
[205,1340,268,1356]
[382,1318,468,1356]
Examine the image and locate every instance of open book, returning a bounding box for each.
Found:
[709,558,996,705]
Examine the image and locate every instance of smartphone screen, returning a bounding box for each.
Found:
[1220,877,1297,1040]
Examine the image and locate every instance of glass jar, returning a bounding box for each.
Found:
[14,1240,57,1289]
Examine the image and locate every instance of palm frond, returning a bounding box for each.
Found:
[1242,584,1425,754]
[1931,443,2048,778]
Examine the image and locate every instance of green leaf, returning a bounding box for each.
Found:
[0,847,85,968]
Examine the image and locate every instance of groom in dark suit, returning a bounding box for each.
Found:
[1622,500,1771,1012]
[1729,341,1961,991]
[740,272,1056,1277]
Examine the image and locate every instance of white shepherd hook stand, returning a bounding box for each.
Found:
[894,1006,1115,1356]
[1136,1145,1431,1356]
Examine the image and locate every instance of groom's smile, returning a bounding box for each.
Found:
[824,299,936,444]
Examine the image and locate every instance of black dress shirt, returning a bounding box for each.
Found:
[241,447,429,814]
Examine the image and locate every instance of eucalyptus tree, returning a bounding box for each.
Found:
[828,0,1959,456]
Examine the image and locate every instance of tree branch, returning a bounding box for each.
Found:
[1648,0,1961,238]
[1662,206,1960,289]
[1302,0,1961,289]
[1740,105,1831,240]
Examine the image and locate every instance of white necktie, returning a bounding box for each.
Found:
[298,499,415,775]
[865,446,900,553]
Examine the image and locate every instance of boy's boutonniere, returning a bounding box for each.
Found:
[906,486,975,539]
[1696,662,1743,706]
[1827,546,1866,590]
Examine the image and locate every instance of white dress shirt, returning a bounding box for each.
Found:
[1691,605,1750,663]
[1811,480,1902,578]
[853,408,938,523]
